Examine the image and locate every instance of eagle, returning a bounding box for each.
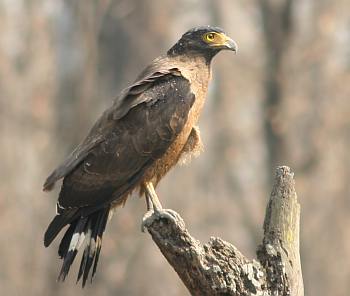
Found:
[43,26,237,286]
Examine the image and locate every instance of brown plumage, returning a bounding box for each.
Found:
[43,26,237,286]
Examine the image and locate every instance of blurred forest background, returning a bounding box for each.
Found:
[0,0,349,295]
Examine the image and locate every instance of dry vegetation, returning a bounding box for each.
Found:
[0,0,349,295]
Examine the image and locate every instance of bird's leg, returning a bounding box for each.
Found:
[141,181,180,232]
[145,191,154,211]
[144,182,162,211]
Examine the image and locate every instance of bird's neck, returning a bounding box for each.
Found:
[167,45,217,65]
[163,54,212,90]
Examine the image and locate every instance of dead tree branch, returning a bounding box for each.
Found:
[144,166,303,296]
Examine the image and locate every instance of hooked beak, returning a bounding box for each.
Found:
[213,33,237,53]
[223,36,238,53]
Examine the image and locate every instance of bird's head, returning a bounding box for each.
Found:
[167,26,237,61]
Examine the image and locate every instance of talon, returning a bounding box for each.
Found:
[141,210,154,232]
[141,208,184,232]
[141,182,184,231]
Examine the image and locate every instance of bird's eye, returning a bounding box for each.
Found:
[204,33,216,43]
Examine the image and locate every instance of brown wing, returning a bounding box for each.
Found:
[111,66,181,120]
[56,74,194,212]
[44,73,194,247]
[43,66,180,191]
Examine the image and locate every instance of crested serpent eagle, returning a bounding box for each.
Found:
[43,26,237,286]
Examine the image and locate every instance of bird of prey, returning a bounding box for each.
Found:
[43,26,237,286]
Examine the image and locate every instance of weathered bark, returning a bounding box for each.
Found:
[144,166,303,295]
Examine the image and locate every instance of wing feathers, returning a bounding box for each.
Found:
[112,68,181,120]
[44,66,195,284]
[43,136,104,191]
[56,74,193,211]
[43,67,182,191]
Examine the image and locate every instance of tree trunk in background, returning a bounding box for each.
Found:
[259,0,295,182]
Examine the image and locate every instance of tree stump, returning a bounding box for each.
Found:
[144,166,303,296]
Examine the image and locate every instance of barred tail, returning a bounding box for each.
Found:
[48,207,110,287]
